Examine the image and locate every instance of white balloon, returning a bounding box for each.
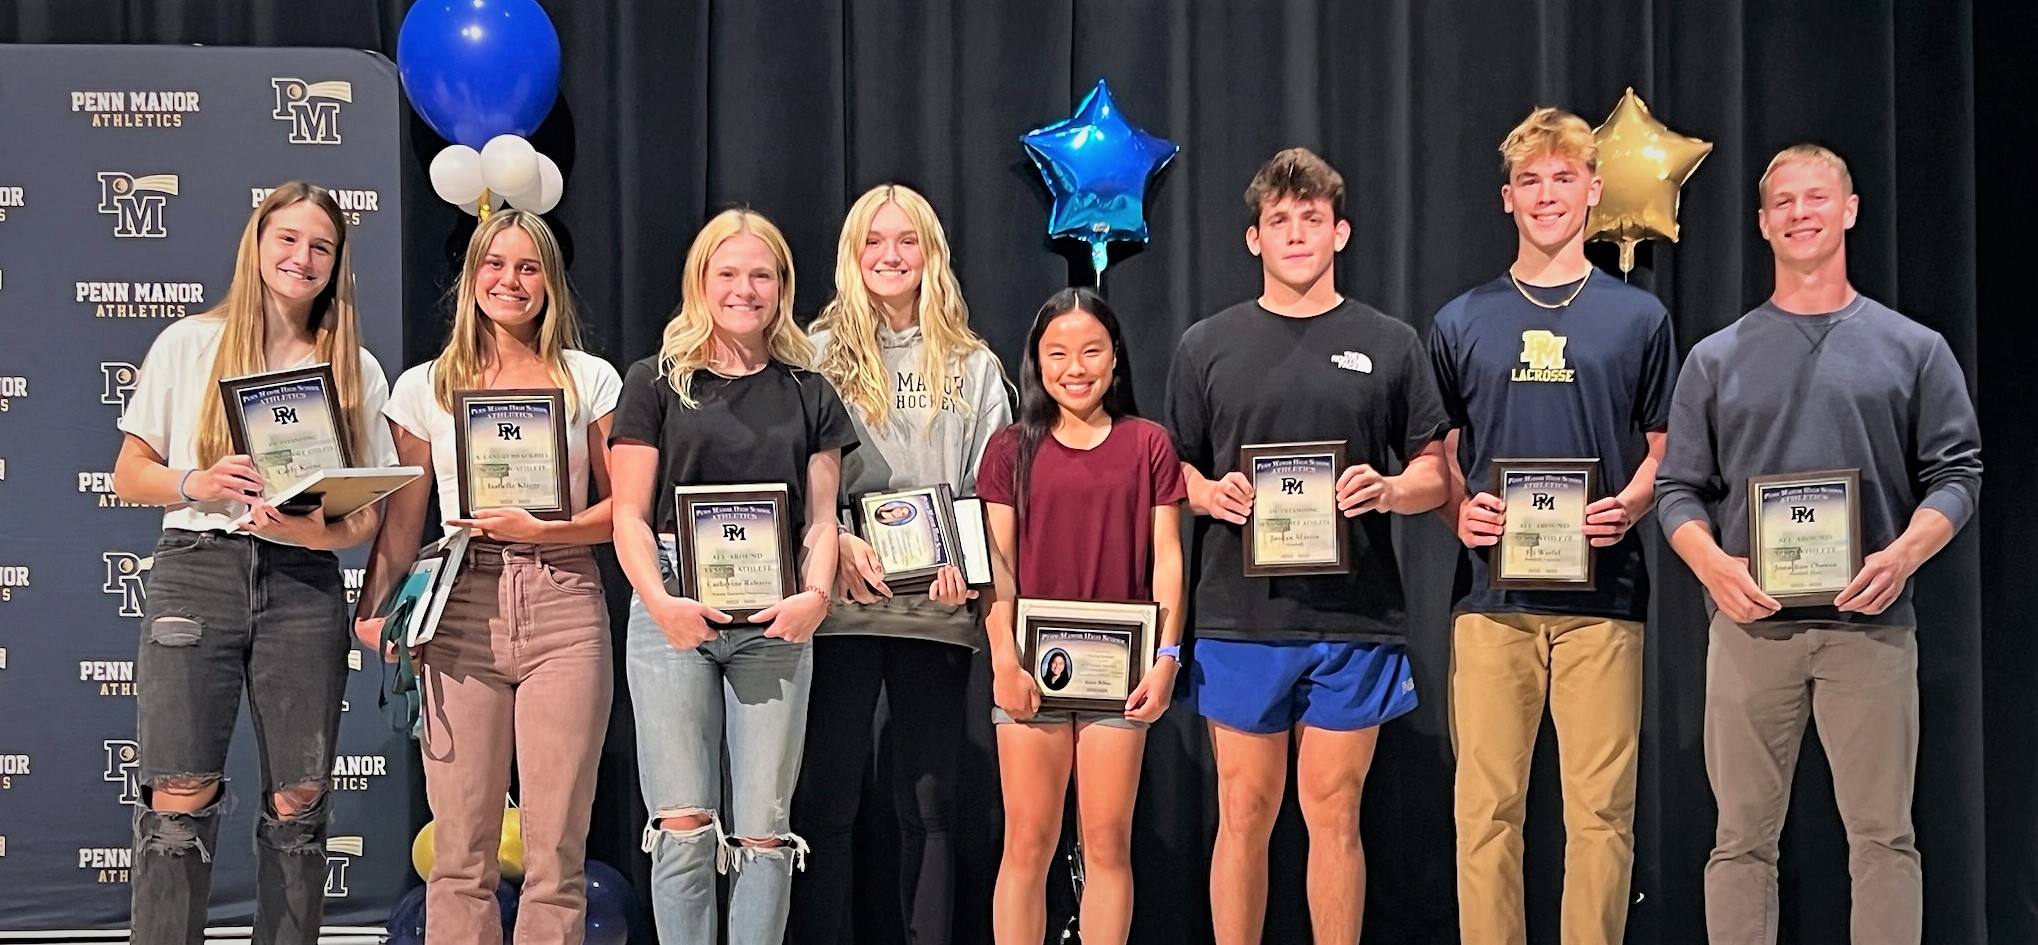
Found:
[506,154,565,214]
[429,145,485,205]
[479,135,540,198]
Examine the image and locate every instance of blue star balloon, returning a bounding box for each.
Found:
[1023,79,1179,280]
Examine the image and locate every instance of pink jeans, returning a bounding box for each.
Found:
[419,541,612,945]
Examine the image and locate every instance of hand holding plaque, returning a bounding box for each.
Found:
[219,363,419,530]
[674,483,798,622]
[1489,458,1600,590]
[453,388,570,520]
[1241,441,1349,577]
[1015,598,1159,713]
[852,484,995,594]
[1747,469,1862,607]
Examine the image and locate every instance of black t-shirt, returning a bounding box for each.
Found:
[610,357,860,534]
[1428,274,1676,621]
[1164,299,1451,643]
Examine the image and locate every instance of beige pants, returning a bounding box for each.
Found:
[1449,611,1644,945]
[419,542,613,945]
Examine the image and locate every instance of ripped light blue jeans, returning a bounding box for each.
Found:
[626,539,812,945]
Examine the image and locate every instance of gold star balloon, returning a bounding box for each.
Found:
[1586,87,1714,272]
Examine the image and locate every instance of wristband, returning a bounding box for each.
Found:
[801,584,832,616]
[176,469,197,504]
[1156,644,1183,664]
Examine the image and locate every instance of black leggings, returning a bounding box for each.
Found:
[787,634,971,945]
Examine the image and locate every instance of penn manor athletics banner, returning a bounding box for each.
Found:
[0,46,412,931]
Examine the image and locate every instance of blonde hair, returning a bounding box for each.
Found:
[1758,144,1852,204]
[1499,107,1599,175]
[193,181,369,467]
[811,184,993,429]
[658,209,814,407]
[432,209,584,413]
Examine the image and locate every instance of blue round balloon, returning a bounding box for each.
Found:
[583,860,635,945]
[494,878,521,942]
[386,884,427,945]
[397,0,562,147]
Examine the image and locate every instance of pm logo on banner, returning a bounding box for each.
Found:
[102,362,140,415]
[103,740,141,807]
[271,78,353,145]
[325,836,364,897]
[96,173,179,238]
[103,553,150,619]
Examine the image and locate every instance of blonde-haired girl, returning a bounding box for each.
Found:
[357,209,621,945]
[789,183,1012,945]
[610,208,858,945]
[111,181,397,944]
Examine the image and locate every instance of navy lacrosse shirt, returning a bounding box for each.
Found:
[1428,272,1676,621]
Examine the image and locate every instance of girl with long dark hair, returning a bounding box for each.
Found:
[976,288,1186,945]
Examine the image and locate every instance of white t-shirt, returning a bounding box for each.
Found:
[383,349,622,537]
[118,314,399,535]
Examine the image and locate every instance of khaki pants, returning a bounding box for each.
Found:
[1702,614,1919,945]
[1450,612,1644,945]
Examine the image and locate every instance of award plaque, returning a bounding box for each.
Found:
[1241,441,1349,577]
[220,363,421,530]
[951,497,993,587]
[1747,469,1862,607]
[452,388,571,520]
[1016,598,1159,713]
[221,363,353,493]
[1489,458,1601,590]
[854,484,962,590]
[675,483,798,622]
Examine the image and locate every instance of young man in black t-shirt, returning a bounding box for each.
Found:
[1428,108,1676,945]
[1164,148,1451,945]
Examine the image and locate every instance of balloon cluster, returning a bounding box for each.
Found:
[397,0,566,218]
[392,809,635,945]
[428,136,564,217]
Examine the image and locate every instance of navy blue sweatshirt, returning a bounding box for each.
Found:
[1655,296,1981,627]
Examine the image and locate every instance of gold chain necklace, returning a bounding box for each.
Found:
[1509,268,1591,309]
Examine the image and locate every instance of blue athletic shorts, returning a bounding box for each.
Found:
[1188,638,1417,733]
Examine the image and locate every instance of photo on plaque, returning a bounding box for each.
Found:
[1490,458,1600,590]
[1241,440,1349,577]
[1016,598,1159,713]
[220,363,352,496]
[676,483,797,622]
[453,388,570,520]
[855,483,960,589]
[1747,469,1862,607]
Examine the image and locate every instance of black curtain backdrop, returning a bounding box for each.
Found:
[6,2,2031,943]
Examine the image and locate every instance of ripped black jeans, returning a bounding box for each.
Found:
[130,528,349,945]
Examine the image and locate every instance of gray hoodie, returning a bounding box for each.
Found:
[809,321,1014,647]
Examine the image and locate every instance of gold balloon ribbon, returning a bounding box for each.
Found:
[1585,87,1713,272]
[477,188,494,223]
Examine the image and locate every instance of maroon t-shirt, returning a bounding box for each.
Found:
[975,417,1187,601]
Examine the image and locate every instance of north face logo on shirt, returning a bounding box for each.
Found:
[1331,350,1372,373]
[1512,330,1575,382]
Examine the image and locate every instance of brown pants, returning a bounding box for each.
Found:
[1450,612,1644,945]
[419,542,613,945]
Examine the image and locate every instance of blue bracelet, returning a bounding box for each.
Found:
[176,469,196,503]
[1156,644,1183,663]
